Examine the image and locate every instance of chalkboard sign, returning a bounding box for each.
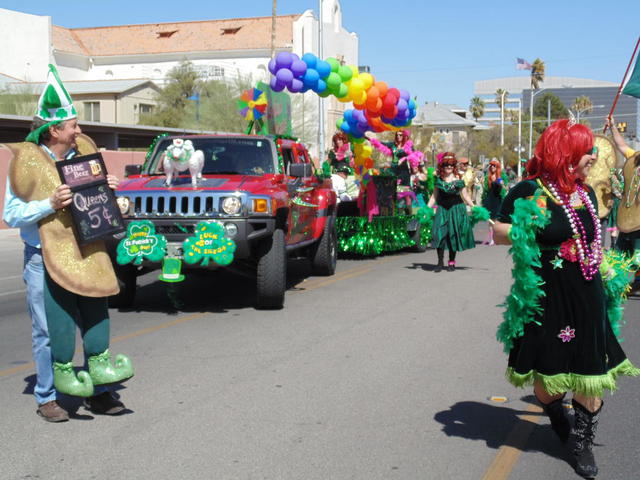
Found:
[372,175,397,217]
[56,153,125,245]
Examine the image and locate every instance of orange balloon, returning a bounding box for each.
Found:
[374,81,388,98]
[353,101,366,110]
[366,86,380,101]
[364,157,374,169]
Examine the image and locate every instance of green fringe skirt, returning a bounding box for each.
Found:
[431,203,475,251]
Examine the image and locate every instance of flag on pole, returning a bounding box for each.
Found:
[622,51,640,99]
[516,58,532,70]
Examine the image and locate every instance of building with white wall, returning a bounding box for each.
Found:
[0,1,358,157]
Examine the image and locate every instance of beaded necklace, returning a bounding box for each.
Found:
[543,179,602,281]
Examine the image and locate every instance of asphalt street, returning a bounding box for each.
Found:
[0,226,638,480]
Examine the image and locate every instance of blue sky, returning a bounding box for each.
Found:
[3,0,638,109]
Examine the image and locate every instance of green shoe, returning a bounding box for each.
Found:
[88,350,134,386]
[53,362,94,397]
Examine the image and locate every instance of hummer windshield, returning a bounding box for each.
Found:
[149,136,278,176]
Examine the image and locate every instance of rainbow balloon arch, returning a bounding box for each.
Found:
[268,52,435,255]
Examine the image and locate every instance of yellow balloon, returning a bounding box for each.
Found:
[349,78,365,97]
[354,155,365,166]
[360,72,374,90]
[362,145,373,158]
[349,65,359,78]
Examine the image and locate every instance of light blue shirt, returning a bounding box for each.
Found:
[2,145,75,248]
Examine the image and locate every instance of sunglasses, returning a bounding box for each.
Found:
[587,146,598,155]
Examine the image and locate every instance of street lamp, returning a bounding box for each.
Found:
[500,89,506,167]
[528,87,547,159]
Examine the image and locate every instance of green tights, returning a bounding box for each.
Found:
[44,270,110,364]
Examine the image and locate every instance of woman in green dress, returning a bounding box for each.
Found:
[494,119,639,479]
[427,152,475,272]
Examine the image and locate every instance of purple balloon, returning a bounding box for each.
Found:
[290,60,307,77]
[275,68,294,85]
[270,77,285,92]
[301,53,318,68]
[399,89,411,101]
[288,78,304,93]
[397,99,409,113]
[290,53,300,62]
[268,58,277,75]
[275,52,293,69]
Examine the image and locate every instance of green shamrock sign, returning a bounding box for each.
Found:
[116,220,167,265]
[183,221,236,266]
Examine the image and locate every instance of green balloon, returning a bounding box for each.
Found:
[326,72,341,89]
[318,89,332,98]
[336,118,344,129]
[338,65,353,82]
[337,83,349,98]
[326,57,340,73]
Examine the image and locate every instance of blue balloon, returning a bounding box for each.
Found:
[344,110,354,124]
[340,122,352,134]
[301,53,318,68]
[303,68,320,87]
[315,79,327,93]
[408,99,416,110]
[316,60,331,78]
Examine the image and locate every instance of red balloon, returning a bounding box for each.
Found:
[353,101,366,110]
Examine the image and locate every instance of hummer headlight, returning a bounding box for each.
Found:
[221,196,242,215]
[116,196,131,215]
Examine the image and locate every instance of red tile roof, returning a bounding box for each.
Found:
[53,15,299,57]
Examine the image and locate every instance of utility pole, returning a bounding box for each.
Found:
[500,90,506,167]
[270,0,277,59]
[517,99,522,178]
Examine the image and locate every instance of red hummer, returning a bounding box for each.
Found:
[109,134,337,309]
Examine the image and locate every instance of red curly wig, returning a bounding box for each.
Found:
[526,119,593,194]
[436,152,458,178]
[332,131,349,150]
[487,159,502,184]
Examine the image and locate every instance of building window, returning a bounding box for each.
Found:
[83,102,100,122]
[139,103,154,115]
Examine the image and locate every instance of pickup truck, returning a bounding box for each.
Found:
[109,134,338,309]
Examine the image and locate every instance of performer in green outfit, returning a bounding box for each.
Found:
[427,152,475,272]
[7,65,133,406]
[494,119,639,479]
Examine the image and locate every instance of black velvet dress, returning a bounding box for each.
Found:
[498,179,638,396]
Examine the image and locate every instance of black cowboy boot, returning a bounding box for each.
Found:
[569,399,602,479]
[435,248,444,272]
[541,397,570,443]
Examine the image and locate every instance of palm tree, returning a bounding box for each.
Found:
[531,58,545,89]
[470,96,485,122]
[571,95,593,123]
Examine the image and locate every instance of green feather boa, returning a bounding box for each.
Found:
[496,193,551,353]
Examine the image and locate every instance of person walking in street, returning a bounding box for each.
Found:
[427,152,475,272]
[481,158,506,245]
[493,119,639,478]
[5,64,134,418]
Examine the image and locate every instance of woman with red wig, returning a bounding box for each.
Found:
[327,131,352,172]
[427,152,475,272]
[494,119,639,478]
[368,130,423,187]
[481,158,507,244]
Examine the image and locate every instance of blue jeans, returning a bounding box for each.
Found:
[23,244,55,405]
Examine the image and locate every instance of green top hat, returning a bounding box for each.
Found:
[158,257,185,283]
[26,64,78,144]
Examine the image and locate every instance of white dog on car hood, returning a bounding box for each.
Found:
[163,138,204,188]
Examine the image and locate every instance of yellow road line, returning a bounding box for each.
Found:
[1,258,387,378]
[480,403,543,480]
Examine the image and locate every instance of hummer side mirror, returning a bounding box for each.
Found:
[124,164,142,177]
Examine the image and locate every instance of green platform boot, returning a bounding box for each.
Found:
[53,362,94,397]
[88,350,134,386]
